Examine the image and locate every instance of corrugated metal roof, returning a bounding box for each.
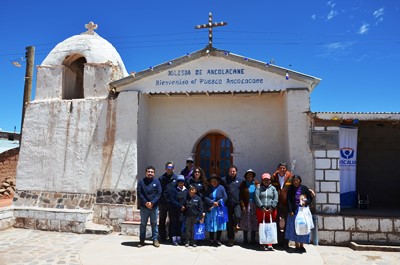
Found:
[0,140,19,154]
[312,112,400,121]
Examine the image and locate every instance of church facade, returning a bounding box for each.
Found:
[7,22,399,245]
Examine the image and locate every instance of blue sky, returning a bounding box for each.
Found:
[1,0,399,132]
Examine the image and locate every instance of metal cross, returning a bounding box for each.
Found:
[84,21,98,35]
[195,12,227,48]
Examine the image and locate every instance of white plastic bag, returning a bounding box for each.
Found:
[295,207,310,235]
[303,206,314,230]
[259,212,278,244]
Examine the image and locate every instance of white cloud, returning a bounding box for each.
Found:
[326,1,336,9]
[311,14,316,20]
[326,1,338,20]
[373,7,384,18]
[316,42,354,60]
[373,7,384,25]
[358,23,369,34]
[327,9,338,20]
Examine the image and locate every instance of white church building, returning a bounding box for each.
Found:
[6,21,399,245]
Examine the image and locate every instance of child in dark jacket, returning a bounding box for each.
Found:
[169,175,188,246]
[184,185,205,247]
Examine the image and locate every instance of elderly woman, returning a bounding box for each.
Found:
[204,174,228,246]
[239,169,259,245]
[254,173,278,250]
[285,175,313,253]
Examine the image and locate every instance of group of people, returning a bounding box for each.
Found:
[137,159,314,253]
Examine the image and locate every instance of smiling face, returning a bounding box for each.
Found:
[293,177,301,187]
[278,165,287,176]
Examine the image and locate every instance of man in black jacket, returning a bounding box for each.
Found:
[221,165,243,246]
[137,166,162,247]
[158,161,178,243]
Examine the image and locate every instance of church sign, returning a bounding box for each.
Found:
[155,67,264,87]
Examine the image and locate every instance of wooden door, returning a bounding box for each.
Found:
[195,133,233,178]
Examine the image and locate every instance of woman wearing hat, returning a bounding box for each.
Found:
[255,173,278,250]
[239,169,259,245]
[204,174,228,246]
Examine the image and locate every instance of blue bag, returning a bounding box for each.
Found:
[194,223,205,240]
[217,200,228,224]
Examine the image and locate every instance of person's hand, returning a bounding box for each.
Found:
[290,212,294,216]
[181,206,185,212]
[199,216,205,223]
[145,202,153,209]
[213,201,219,207]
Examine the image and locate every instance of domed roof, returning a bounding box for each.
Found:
[41,22,128,77]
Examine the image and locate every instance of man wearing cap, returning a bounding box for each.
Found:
[158,161,178,243]
[271,162,293,249]
[137,166,162,247]
[168,175,188,246]
[221,165,243,246]
[180,157,195,180]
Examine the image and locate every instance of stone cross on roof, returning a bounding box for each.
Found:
[83,21,98,35]
[195,12,227,48]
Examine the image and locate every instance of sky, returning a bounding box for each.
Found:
[0,0,399,132]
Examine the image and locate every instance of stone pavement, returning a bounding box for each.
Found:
[0,228,399,265]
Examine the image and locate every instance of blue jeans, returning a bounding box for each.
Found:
[140,206,159,241]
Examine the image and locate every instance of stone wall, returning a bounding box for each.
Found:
[317,215,400,246]
[313,126,341,214]
[13,207,92,233]
[0,207,15,230]
[93,203,136,232]
[13,190,96,210]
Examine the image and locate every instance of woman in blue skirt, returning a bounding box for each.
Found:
[285,175,313,253]
[204,174,228,246]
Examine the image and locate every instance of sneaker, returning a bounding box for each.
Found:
[216,241,222,247]
[227,240,234,247]
[138,241,145,248]
[300,246,306,253]
[267,246,274,251]
[185,242,190,247]
[173,241,178,246]
[153,240,160,248]
[192,243,197,247]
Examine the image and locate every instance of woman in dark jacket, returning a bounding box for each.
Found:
[285,175,313,253]
[185,166,208,199]
[204,174,228,246]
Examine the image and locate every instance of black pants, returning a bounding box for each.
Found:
[158,203,171,241]
[277,205,289,247]
[169,210,184,237]
[226,203,241,240]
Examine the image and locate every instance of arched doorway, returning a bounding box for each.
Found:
[195,133,233,178]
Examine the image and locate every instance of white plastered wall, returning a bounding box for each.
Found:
[16,92,139,193]
[285,88,314,188]
[140,93,291,179]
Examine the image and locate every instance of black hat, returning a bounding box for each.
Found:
[208,173,220,181]
[244,169,256,178]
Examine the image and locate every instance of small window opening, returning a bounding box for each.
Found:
[62,55,86,99]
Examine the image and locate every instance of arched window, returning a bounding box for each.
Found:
[62,54,86,99]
